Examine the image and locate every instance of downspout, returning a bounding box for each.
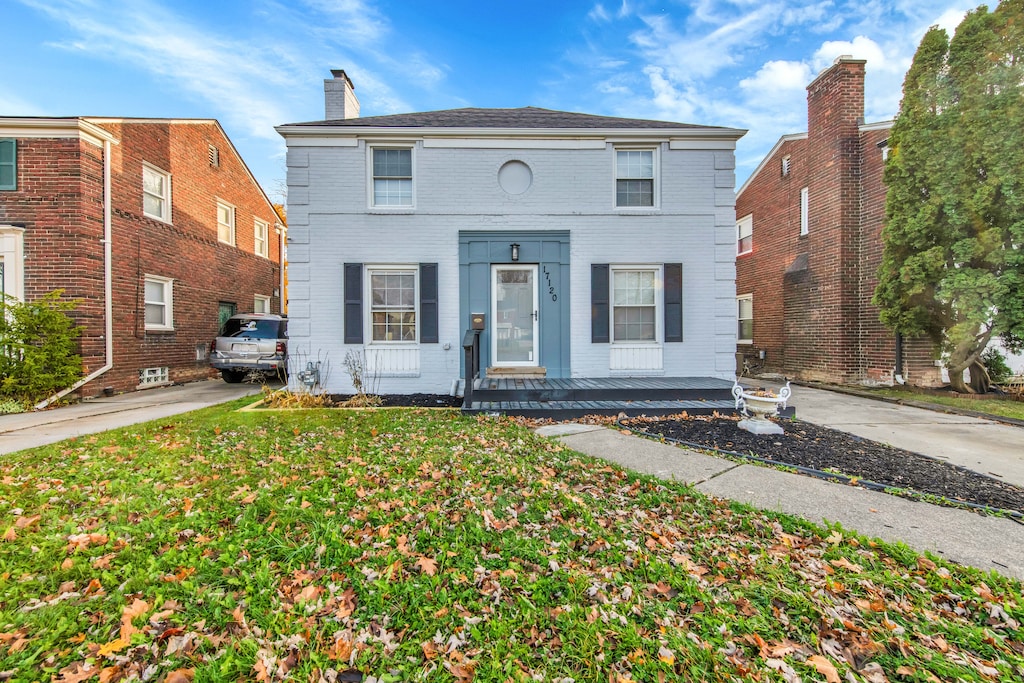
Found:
[894,332,906,385]
[278,224,286,315]
[36,139,114,408]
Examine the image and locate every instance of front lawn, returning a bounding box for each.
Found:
[1,403,1021,682]
[864,388,1024,422]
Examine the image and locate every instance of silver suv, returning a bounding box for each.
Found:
[210,313,288,383]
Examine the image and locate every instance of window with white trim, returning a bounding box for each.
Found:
[254,294,270,313]
[254,218,269,258]
[371,147,413,207]
[615,149,656,208]
[0,139,16,191]
[611,267,659,342]
[217,201,235,245]
[368,267,417,342]
[142,163,171,222]
[144,275,173,331]
[800,187,809,236]
[737,294,753,344]
[737,214,753,255]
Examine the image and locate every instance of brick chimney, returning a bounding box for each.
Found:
[324,69,360,120]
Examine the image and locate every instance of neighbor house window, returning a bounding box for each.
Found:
[612,267,658,342]
[371,148,413,207]
[781,155,791,177]
[254,294,270,313]
[615,149,656,208]
[737,294,753,344]
[0,139,16,190]
[368,267,417,342]
[800,187,809,236]
[254,218,269,258]
[142,163,171,221]
[144,275,173,331]
[737,214,753,255]
[217,201,235,245]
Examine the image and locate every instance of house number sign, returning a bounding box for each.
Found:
[542,265,558,302]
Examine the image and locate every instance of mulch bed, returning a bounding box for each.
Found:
[329,393,463,408]
[621,415,1024,514]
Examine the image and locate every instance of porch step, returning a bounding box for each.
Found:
[464,399,737,418]
[462,376,741,419]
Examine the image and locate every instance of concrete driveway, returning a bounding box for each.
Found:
[753,381,1024,489]
[0,379,263,454]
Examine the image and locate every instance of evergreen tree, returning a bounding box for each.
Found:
[875,0,1024,392]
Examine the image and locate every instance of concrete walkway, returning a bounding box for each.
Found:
[537,383,1024,580]
[0,380,262,454]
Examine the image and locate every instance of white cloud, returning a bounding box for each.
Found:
[588,3,611,22]
[812,36,886,72]
[739,60,813,97]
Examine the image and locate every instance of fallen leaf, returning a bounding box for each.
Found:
[416,556,438,576]
[165,669,195,683]
[807,655,841,683]
[97,637,130,657]
[2,528,15,542]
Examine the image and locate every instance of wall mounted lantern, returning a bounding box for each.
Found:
[510,243,520,262]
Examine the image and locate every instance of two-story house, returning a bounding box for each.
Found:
[276,70,745,404]
[0,117,285,397]
[735,58,940,387]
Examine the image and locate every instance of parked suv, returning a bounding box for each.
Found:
[210,313,288,383]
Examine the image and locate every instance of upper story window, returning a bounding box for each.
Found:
[737,214,753,255]
[371,147,413,207]
[615,149,656,208]
[254,218,269,258]
[0,139,16,191]
[217,201,236,245]
[611,267,659,343]
[800,187,809,236]
[144,274,174,331]
[369,267,417,342]
[142,163,171,222]
[737,294,753,344]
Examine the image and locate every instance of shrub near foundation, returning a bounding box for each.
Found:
[0,291,83,406]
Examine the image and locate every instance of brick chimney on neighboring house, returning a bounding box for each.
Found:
[324,69,360,120]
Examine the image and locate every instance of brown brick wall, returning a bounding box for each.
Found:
[0,120,284,396]
[736,60,941,387]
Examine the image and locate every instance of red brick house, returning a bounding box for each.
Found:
[734,57,940,387]
[0,117,285,398]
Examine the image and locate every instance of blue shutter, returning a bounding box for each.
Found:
[344,263,363,344]
[419,263,438,343]
[0,139,15,191]
[664,263,683,343]
[591,264,610,343]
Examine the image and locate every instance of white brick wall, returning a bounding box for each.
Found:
[284,136,739,394]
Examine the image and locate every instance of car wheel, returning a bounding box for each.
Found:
[221,369,245,383]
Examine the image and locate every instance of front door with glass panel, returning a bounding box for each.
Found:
[491,265,538,366]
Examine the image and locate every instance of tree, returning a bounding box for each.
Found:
[875,0,1024,393]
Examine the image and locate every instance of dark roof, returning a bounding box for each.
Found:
[285,106,725,131]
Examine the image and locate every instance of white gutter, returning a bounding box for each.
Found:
[36,138,114,409]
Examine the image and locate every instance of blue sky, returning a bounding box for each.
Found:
[3,0,971,202]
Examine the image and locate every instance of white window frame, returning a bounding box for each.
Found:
[144,274,174,331]
[737,214,753,256]
[216,200,236,245]
[254,218,269,258]
[142,163,171,223]
[610,265,662,344]
[800,187,809,236]
[366,265,419,344]
[253,294,270,313]
[613,147,659,210]
[368,145,415,209]
[737,294,753,345]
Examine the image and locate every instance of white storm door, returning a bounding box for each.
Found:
[491,265,538,366]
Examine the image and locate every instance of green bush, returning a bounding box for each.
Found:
[981,346,1013,384]
[0,291,83,405]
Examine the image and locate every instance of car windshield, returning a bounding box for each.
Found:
[221,318,280,339]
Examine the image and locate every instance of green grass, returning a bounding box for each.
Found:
[1,401,1021,681]
[865,387,1024,421]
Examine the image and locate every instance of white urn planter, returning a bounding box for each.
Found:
[732,381,791,435]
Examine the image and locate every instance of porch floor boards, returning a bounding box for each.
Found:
[462,376,738,418]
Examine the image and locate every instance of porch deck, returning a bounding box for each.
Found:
[462,376,739,418]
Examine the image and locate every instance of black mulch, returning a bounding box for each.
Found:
[621,416,1024,514]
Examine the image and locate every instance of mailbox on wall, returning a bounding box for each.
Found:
[470,313,486,330]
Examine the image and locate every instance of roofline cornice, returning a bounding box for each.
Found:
[275,124,747,141]
[0,117,119,147]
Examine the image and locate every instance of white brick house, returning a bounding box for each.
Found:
[276,70,745,395]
